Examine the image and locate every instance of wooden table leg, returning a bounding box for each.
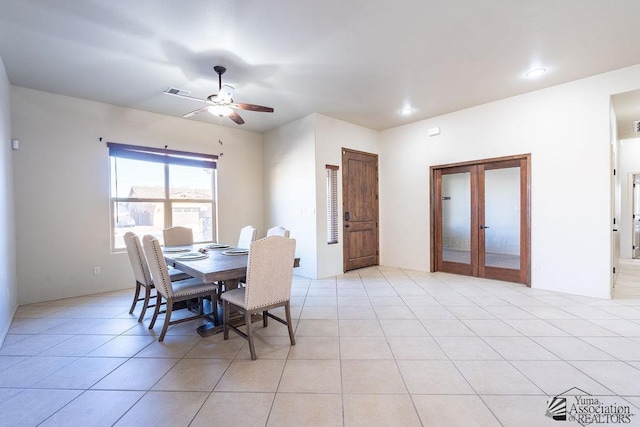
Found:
[197,279,239,337]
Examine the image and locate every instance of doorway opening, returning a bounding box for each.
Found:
[430,154,531,285]
[632,174,640,259]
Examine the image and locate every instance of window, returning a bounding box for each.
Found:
[326,165,339,244]
[108,143,217,251]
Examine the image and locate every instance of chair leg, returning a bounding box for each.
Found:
[285,301,295,346]
[262,310,268,327]
[149,293,162,329]
[137,285,151,323]
[159,298,173,342]
[246,310,257,360]
[129,281,141,314]
[222,299,229,340]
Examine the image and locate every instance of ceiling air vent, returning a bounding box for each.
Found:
[164,87,191,97]
[635,120,640,133]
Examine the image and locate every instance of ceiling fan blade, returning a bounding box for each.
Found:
[228,111,245,125]
[182,106,209,118]
[230,103,274,113]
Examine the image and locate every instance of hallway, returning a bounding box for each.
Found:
[616,259,640,299]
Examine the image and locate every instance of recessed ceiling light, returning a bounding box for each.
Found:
[400,107,414,115]
[525,68,547,79]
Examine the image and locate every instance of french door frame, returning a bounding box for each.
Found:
[430,154,531,285]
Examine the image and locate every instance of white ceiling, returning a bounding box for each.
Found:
[2,0,640,133]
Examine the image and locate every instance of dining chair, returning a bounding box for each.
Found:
[221,235,296,360]
[142,235,219,341]
[266,226,290,238]
[163,226,194,247]
[237,225,257,249]
[123,232,191,322]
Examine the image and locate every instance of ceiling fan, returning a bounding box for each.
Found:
[164,65,274,125]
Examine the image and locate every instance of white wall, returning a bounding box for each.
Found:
[264,114,317,278]
[10,66,640,304]
[618,138,640,260]
[314,115,380,278]
[0,56,17,343]
[11,86,264,304]
[380,64,640,299]
[263,114,379,279]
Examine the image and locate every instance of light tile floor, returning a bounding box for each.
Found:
[1,263,640,426]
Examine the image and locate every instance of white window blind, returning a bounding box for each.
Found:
[326,165,339,244]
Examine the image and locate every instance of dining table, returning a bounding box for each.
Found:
[163,243,300,337]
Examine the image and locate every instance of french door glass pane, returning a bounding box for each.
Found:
[484,167,520,269]
[172,202,213,242]
[442,172,471,264]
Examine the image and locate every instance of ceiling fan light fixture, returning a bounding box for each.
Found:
[208,105,234,117]
[525,67,547,79]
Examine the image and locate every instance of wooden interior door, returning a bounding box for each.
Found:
[431,155,530,285]
[342,148,379,272]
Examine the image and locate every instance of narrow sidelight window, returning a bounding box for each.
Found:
[326,165,339,244]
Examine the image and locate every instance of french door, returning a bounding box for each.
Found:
[431,155,531,285]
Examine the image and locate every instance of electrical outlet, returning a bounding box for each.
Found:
[93,266,101,275]
[534,262,540,270]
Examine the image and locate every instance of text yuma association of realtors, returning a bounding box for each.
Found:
[568,395,634,424]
